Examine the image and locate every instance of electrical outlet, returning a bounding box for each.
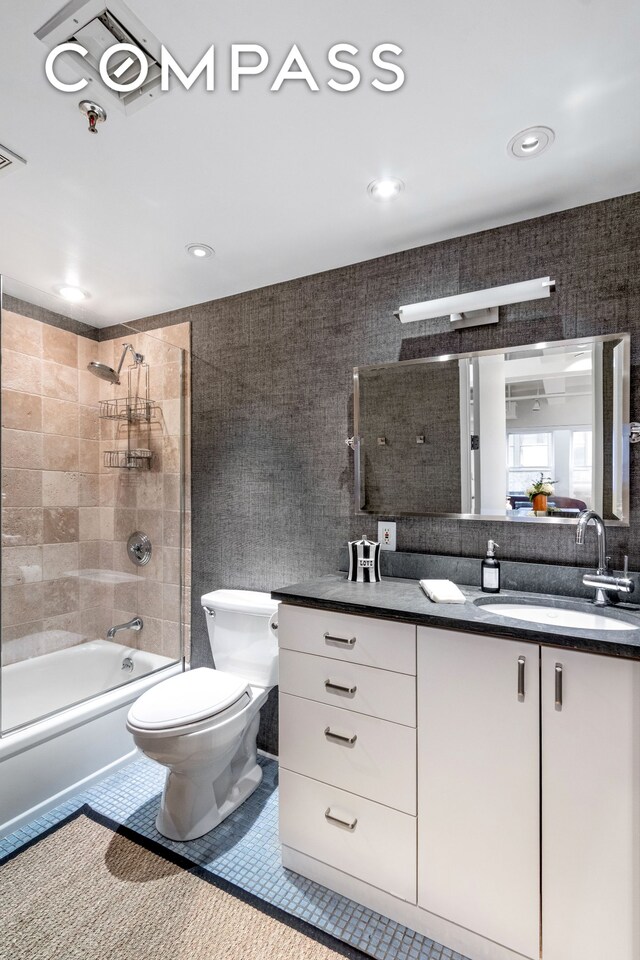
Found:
[378,520,396,551]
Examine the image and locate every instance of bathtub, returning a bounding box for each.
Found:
[0,639,182,838]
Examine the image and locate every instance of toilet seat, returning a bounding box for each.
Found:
[127,667,250,732]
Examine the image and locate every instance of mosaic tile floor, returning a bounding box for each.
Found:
[1,755,469,960]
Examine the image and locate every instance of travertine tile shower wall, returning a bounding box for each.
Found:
[1,314,191,667]
[1,312,103,664]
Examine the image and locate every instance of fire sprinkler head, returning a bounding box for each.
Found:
[78,100,107,134]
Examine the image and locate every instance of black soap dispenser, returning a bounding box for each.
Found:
[481,539,500,593]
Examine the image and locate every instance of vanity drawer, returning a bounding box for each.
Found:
[279,649,416,727]
[278,605,416,675]
[280,768,417,903]
[279,693,416,814]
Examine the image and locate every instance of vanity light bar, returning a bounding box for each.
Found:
[396,277,555,327]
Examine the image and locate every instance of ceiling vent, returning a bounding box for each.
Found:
[35,0,164,113]
[0,143,27,176]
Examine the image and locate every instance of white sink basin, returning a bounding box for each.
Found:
[478,603,638,632]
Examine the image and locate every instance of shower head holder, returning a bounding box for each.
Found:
[87,342,144,386]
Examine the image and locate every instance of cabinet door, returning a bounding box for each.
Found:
[418,627,540,960]
[542,647,640,960]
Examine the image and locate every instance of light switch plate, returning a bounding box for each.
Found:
[378,521,396,551]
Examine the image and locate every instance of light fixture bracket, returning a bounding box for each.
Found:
[449,306,498,329]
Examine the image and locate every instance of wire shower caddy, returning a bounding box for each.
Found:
[100,362,156,469]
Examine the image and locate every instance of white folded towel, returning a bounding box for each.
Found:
[419,579,466,604]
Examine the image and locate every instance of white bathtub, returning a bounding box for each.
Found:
[0,639,182,838]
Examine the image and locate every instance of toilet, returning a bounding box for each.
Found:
[126,589,279,842]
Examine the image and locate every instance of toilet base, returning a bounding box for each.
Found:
[156,761,263,842]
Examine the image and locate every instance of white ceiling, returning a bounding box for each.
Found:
[1,0,639,327]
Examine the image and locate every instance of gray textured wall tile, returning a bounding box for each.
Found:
[100,192,640,755]
[3,295,99,340]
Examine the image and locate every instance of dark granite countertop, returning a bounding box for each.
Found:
[271,573,640,660]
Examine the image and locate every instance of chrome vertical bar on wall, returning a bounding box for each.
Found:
[354,436,364,511]
[352,368,365,511]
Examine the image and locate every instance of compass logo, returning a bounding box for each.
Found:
[45,42,405,94]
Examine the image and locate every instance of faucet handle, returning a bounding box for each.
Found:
[623,554,629,577]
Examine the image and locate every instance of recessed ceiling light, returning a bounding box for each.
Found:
[367,178,404,201]
[507,126,555,160]
[56,285,88,303]
[186,243,215,259]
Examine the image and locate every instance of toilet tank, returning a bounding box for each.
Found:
[201,589,279,688]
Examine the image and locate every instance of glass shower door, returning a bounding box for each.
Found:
[1,278,189,735]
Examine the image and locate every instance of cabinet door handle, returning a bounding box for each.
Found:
[325,680,357,695]
[517,656,526,702]
[555,662,563,711]
[324,726,357,745]
[323,632,356,647]
[324,808,357,831]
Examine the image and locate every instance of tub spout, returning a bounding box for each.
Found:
[107,617,143,639]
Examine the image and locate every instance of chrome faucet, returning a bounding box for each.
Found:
[107,616,143,639]
[576,510,633,605]
[576,510,608,574]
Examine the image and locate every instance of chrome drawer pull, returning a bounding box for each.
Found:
[517,656,526,702]
[325,680,357,695]
[324,726,357,745]
[325,808,357,831]
[323,632,356,647]
[555,662,563,711]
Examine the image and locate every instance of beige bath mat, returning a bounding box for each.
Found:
[0,806,370,960]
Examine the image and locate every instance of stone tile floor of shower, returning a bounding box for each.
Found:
[1,755,469,960]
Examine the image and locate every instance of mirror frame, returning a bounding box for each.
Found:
[353,332,631,525]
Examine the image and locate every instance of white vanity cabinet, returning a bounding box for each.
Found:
[278,603,640,960]
[541,647,640,960]
[418,626,640,960]
[417,627,541,960]
[278,604,418,902]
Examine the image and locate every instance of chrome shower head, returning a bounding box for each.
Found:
[87,360,120,384]
[86,343,144,387]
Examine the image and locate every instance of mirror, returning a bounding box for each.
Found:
[354,333,630,523]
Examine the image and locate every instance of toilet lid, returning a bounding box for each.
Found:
[128,668,249,730]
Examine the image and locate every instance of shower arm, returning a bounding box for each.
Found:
[115,343,144,377]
